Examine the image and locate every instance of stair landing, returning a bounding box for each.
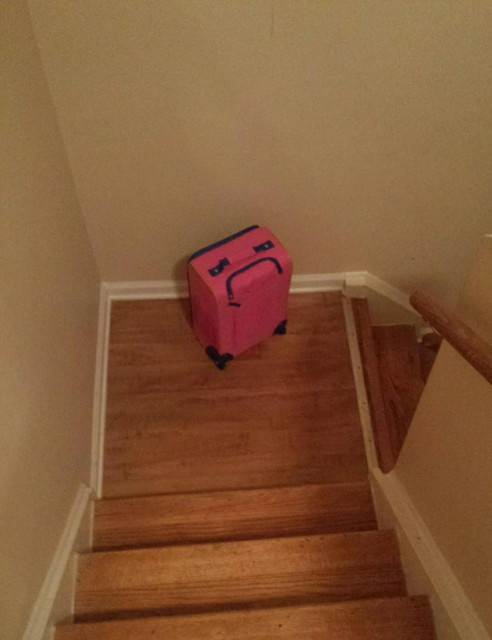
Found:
[104,293,367,497]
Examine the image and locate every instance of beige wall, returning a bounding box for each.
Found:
[0,1,99,637]
[28,1,492,302]
[396,236,492,633]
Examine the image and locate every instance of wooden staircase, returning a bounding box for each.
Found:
[55,293,437,639]
[351,297,440,472]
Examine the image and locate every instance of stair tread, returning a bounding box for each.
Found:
[93,481,377,550]
[58,596,435,639]
[76,530,406,621]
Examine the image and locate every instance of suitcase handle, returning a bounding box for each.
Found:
[209,240,275,277]
[226,257,283,302]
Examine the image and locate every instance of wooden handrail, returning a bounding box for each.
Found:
[410,290,492,385]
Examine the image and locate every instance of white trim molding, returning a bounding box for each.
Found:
[345,270,415,314]
[372,470,490,640]
[364,272,415,314]
[342,295,379,469]
[102,273,348,301]
[344,270,368,288]
[90,283,112,498]
[102,271,414,302]
[104,279,188,300]
[22,485,93,640]
[291,273,346,293]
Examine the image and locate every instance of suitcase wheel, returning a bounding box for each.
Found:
[273,319,287,336]
[205,346,234,370]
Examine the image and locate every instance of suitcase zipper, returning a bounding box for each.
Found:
[226,257,283,303]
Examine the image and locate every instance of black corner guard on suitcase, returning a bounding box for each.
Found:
[205,346,234,370]
[274,319,288,335]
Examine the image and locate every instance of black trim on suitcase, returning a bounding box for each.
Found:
[205,346,234,370]
[253,239,274,253]
[208,257,230,277]
[188,225,259,262]
[225,257,283,302]
[273,319,288,335]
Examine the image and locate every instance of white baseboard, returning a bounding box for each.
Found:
[345,270,415,314]
[344,270,368,289]
[104,279,188,300]
[342,295,379,469]
[290,273,346,293]
[22,485,93,640]
[90,283,111,498]
[364,272,416,314]
[372,471,490,640]
[102,271,414,301]
[102,273,347,300]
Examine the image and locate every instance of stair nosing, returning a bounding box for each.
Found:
[59,596,434,638]
[96,478,373,503]
[82,528,398,559]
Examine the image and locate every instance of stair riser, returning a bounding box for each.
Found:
[93,482,377,550]
[58,597,436,640]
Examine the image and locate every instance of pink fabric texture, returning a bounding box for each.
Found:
[188,226,292,358]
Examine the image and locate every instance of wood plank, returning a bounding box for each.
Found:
[75,531,406,621]
[103,389,366,497]
[103,293,367,497]
[108,333,350,368]
[102,450,368,498]
[351,298,395,473]
[57,597,436,640]
[105,387,363,434]
[373,325,424,457]
[106,354,356,397]
[93,481,377,550]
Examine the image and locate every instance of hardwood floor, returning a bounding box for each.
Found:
[103,293,367,497]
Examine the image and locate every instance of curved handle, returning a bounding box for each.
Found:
[226,257,283,302]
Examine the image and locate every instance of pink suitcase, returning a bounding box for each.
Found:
[188,225,292,368]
